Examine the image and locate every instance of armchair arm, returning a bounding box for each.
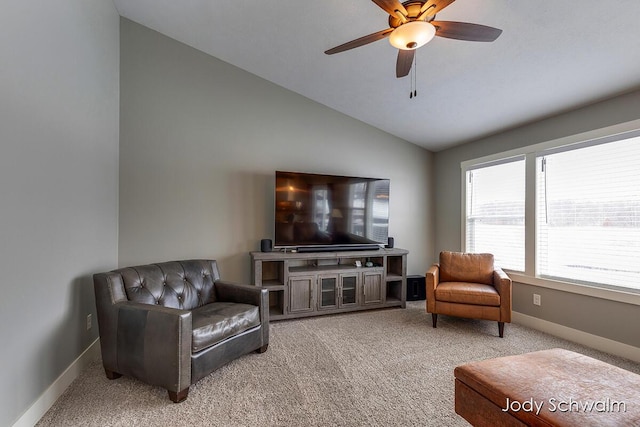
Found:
[116,302,192,393]
[214,280,269,345]
[426,264,439,313]
[94,272,128,373]
[215,280,265,306]
[493,268,512,323]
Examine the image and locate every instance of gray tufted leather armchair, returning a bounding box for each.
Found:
[93,259,269,402]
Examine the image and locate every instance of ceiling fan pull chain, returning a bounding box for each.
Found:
[414,54,418,98]
[409,64,413,98]
[409,54,417,99]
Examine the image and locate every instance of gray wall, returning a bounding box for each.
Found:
[434,89,640,347]
[0,1,119,425]
[119,18,434,281]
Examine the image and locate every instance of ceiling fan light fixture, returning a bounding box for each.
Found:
[389,21,436,50]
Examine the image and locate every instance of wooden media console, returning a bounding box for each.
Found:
[251,248,408,320]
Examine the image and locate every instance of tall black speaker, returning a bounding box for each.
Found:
[260,239,272,252]
[386,236,394,248]
[406,275,426,301]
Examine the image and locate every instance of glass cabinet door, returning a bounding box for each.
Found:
[340,274,358,306]
[318,275,338,309]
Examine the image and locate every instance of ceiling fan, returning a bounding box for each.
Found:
[325,0,503,78]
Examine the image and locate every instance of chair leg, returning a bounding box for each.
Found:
[168,387,189,403]
[256,344,269,353]
[498,322,505,338]
[104,369,122,380]
[431,313,438,328]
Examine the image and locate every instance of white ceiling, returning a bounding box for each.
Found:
[112,0,640,152]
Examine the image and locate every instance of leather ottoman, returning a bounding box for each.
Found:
[454,348,640,426]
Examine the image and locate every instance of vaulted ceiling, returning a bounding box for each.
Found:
[113,0,640,151]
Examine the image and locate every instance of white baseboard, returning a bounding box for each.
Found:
[513,311,640,363]
[12,339,101,427]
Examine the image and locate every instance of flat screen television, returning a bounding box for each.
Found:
[274,171,390,251]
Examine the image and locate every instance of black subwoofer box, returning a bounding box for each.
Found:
[406,275,426,301]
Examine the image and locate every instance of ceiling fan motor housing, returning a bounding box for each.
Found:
[389,1,435,28]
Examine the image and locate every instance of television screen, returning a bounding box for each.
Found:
[274,171,390,249]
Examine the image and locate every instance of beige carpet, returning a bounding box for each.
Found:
[38,302,640,426]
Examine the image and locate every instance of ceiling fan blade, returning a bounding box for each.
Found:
[396,49,415,78]
[325,28,393,55]
[432,21,502,42]
[420,0,455,17]
[372,0,408,17]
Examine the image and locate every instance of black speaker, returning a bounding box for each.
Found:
[386,236,394,248]
[260,239,272,252]
[406,275,426,301]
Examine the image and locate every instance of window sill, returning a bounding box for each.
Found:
[506,272,640,307]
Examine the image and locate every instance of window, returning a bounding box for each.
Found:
[462,121,640,295]
[465,158,525,271]
[537,136,640,291]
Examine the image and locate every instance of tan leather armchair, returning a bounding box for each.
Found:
[426,251,511,337]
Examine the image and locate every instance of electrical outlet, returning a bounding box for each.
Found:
[86,314,92,330]
[533,294,541,306]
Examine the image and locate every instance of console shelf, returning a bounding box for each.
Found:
[251,248,408,320]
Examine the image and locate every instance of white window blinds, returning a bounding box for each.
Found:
[536,135,640,291]
[466,158,525,271]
